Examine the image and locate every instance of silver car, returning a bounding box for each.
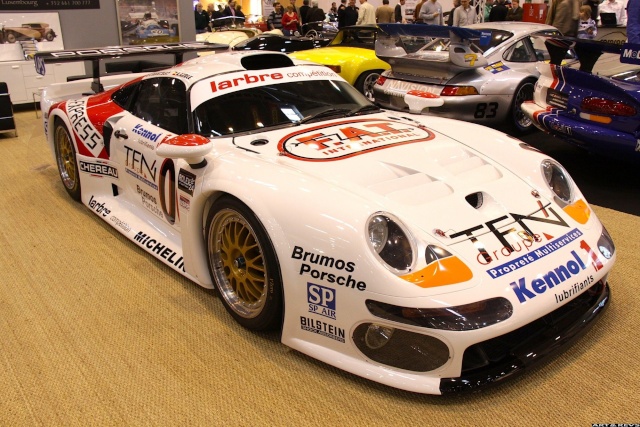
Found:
[373,22,570,133]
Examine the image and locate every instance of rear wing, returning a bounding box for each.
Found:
[544,36,638,74]
[375,24,490,73]
[34,41,228,94]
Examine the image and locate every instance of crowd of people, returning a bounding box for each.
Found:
[195,0,638,40]
[194,1,246,33]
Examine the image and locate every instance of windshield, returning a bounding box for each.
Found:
[329,27,378,48]
[193,80,372,137]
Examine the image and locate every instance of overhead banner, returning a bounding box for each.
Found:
[0,0,100,10]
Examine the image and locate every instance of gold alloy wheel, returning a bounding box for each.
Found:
[209,208,268,319]
[55,125,77,191]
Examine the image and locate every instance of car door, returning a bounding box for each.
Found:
[108,76,189,230]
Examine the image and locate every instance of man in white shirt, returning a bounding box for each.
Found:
[453,0,477,26]
[356,0,377,24]
[420,0,443,24]
[598,0,627,26]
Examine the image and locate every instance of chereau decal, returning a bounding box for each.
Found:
[279,118,434,161]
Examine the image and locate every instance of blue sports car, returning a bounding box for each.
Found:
[522,38,640,162]
[136,22,175,39]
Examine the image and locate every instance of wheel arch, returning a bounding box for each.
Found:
[48,112,77,160]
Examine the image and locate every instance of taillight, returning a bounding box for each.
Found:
[376,76,386,86]
[440,86,479,96]
[580,97,636,117]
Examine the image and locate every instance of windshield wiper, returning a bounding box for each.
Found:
[298,108,351,124]
[347,104,381,116]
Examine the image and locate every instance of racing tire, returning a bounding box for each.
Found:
[6,33,16,43]
[355,70,383,102]
[54,120,81,202]
[510,78,536,134]
[205,196,283,332]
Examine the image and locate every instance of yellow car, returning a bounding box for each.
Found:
[289,25,389,100]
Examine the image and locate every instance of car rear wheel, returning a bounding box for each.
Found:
[54,120,81,201]
[355,70,383,102]
[6,33,16,43]
[45,32,54,41]
[510,78,536,134]
[205,196,283,331]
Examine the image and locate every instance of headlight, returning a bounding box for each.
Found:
[541,159,574,206]
[598,225,615,259]
[367,213,415,273]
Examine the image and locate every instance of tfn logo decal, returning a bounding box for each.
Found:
[451,203,569,263]
[125,146,157,189]
[307,283,336,320]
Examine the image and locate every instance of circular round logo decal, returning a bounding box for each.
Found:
[278,118,435,161]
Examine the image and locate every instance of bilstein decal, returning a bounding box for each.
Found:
[278,118,434,161]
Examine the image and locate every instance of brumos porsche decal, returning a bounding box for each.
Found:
[278,118,435,161]
[66,98,104,158]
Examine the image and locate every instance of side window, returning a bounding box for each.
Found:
[505,39,535,63]
[112,82,139,110]
[130,77,188,135]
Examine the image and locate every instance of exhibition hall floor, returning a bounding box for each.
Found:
[1,108,638,426]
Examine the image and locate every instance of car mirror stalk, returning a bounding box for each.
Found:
[157,134,213,169]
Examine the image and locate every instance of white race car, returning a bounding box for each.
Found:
[35,45,615,394]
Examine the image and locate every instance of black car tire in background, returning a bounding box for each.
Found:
[510,78,536,134]
[356,70,384,102]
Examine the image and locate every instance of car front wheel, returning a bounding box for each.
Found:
[205,196,283,331]
[54,120,81,201]
[511,78,536,134]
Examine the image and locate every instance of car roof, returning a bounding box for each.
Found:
[143,51,317,89]
[467,22,558,37]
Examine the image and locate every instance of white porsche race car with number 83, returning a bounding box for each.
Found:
[35,43,615,395]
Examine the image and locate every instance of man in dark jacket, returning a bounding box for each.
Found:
[299,0,311,25]
[195,3,210,33]
[489,0,508,20]
[344,0,359,25]
[306,0,326,23]
[394,0,406,22]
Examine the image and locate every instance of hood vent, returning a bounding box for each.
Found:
[465,192,483,209]
[364,147,503,206]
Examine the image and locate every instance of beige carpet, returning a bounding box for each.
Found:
[1,109,639,426]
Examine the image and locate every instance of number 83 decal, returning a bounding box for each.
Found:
[474,102,498,119]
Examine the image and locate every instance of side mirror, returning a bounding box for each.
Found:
[156,134,213,168]
[404,90,444,114]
